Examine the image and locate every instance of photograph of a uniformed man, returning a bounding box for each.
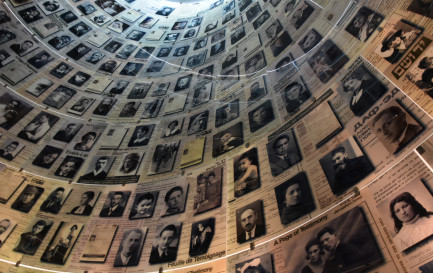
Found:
[319,138,373,195]
[236,200,266,244]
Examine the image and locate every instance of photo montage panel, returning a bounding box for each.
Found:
[129,191,159,219]
[148,140,180,175]
[233,148,260,198]
[193,166,223,214]
[212,122,244,157]
[189,217,215,256]
[149,222,182,264]
[266,128,301,176]
[274,172,315,226]
[319,138,374,195]
[236,200,266,244]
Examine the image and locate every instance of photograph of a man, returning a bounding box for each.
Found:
[114,228,147,267]
[54,156,84,179]
[99,191,130,217]
[266,129,301,176]
[236,200,266,244]
[0,140,24,161]
[319,138,374,195]
[53,122,82,143]
[128,125,155,147]
[369,103,423,154]
[14,219,52,255]
[80,156,113,181]
[11,184,44,213]
[0,219,15,246]
[149,223,181,264]
[69,190,97,216]
[18,112,59,143]
[162,185,188,216]
[40,187,66,214]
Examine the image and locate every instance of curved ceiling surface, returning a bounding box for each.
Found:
[0,0,432,272]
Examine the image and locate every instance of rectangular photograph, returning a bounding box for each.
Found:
[212,122,243,157]
[233,147,260,197]
[0,93,33,130]
[80,224,118,262]
[129,191,159,219]
[266,128,301,176]
[114,227,148,267]
[236,199,266,244]
[148,140,180,175]
[193,166,222,214]
[14,218,52,255]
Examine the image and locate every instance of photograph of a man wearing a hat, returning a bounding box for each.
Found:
[11,185,44,213]
[376,20,422,64]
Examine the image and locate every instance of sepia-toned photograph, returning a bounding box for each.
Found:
[319,138,374,195]
[149,222,182,264]
[233,148,260,197]
[14,218,52,255]
[266,128,301,176]
[0,218,16,247]
[212,122,244,157]
[161,184,189,216]
[113,227,147,267]
[99,191,131,217]
[11,184,44,213]
[129,191,159,219]
[32,145,63,169]
[236,199,266,244]
[189,218,215,256]
[274,172,315,225]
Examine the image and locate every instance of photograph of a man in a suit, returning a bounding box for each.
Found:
[114,228,144,266]
[237,202,265,244]
[267,132,301,176]
[99,191,128,217]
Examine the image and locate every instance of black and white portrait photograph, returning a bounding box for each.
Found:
[174,74,192,91]
[248,100,274,132]
[193,166,222,214]
[374,19,422,64]
[142,99,163,118]
[73,130,100,151]
[270,31,292,57]
[187,110,209,135]
[0,93,33,130]
[86,51,105,64]
[113,227,147,267]
[189,218,215,256]
[191,83,212,108]
[128,82,151,99]
[290,1,314,29]
[161,118,183,138]
[236,200,266,244]
[222,10,235,24]
[77,2,96,15]
[107,20,130,34]
[50,62,73,79]
[68,72,90,87]
[146,60,164,73]
[108,80,129,95]
[211,29,225,43]
[10,40,38,57]
[98,60,119,74]
[235,253,274,273]
[95,0,125,16]
[28,51,53,69]
[115,152,143,176]
[93,97,117,116]
[26,78,53,97]
[377,178,433,251]
[194,38,208,50]
[246,2,261,22]
[222,51,238,70]
[69,22,92,37]
[188,17,202,28]
[265,20,283,41]
[128,124,155,147]
[116,44,137,59]
[173,45,189,57]
[99,191,131,217]
[120,62,143,76]
[68,97,94,116]
[0,218,16,247]
[43,85,76,109]
[215,99,239,127]
[161,184,189,216]
[172,21,187,30]
[298,28,322,53]
[306,39,348,83]
[204,21,218,33]
[60,11,78,23]
[66,43,91,61]
[66,190,99,216]
[129,191,159,219]
[40,222,83,265]
[337,64,388,117]
[319,138,374,195]
[407,0,433,18]
[252,11,270,30]
[245,50,267,76]
[32,145,63,169]
[186,50,207,68]
[104,40,123,53]
[239,0,252,11]
[149,223,181,264]
[210,40,225,57]
[266,128,301,176]
[39,186,70,214]
[220,65,240,90]
[197,65,214,82]
[54,156,84,179]
[0,49,13,68]
[18,6,43,23]
[182,27,199,40]
[156,6,174,16]
[212,122,243,157]
[0,140,24,161]
[126,29,145,41]
[80,155,115,181]
[47,34,72,50]
[281,77,311,115]
[18,111,59,143]
[246,77,267,105]
[119,101,140,117]
[164,33,179,42]
[139,16,158,28]
[345,7,383,42]
[13,218,52,255]
[11,184,44,213]
[368,102,423,154]
[230,26,246,45]
[157,47,172,57]
[148,140,179,174]
[151,83,169,97]
[233,148,260,197]
[0,28,15,45]
[274,172,315,226]
[53,122,82,143]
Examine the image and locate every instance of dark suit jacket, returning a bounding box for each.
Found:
[349,78,387,117]
[114,251,140,266]
[81,171,107,180]
[333,156,372,194]
[99,205,125,217]
[0,150,13,161]
[322,242,361,273]
[396,123,423,153]
[268,152,299,176]
[70,204,93,215]
[149,246,177,264]
[237,224,265,243]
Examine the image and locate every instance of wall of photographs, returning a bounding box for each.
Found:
[0,0,433,272]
